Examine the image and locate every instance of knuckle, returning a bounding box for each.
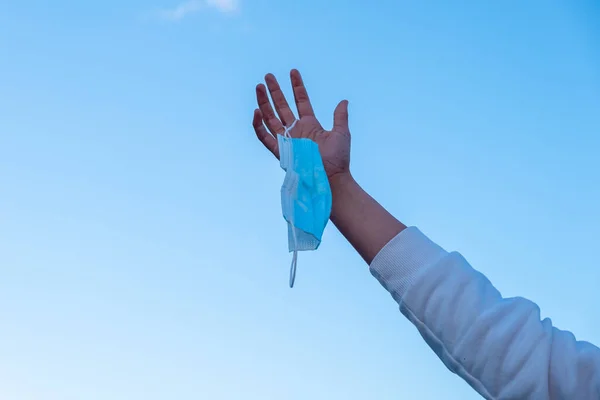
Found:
[295,89,309,102]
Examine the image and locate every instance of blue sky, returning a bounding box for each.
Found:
[1,1,599,399]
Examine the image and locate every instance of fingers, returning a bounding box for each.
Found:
[253,109,279,158]
[290,69,315,118]
[333,100,349,133]
[265,74,296,127]
[256,84,285,135]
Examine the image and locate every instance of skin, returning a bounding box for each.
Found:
[252,69,406,264]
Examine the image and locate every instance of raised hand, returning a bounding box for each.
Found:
[252,69,351,181]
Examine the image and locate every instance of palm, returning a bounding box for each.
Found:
[252,69,350,180]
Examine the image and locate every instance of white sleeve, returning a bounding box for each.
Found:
[370,227,600,399]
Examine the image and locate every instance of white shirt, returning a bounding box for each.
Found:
[370,227,600,399]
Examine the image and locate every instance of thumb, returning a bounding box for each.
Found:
[333,100,349,132]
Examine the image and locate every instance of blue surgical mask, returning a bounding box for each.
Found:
[277,120,332,288]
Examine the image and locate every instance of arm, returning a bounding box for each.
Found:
[330,172,600,399]
[252,70,600,399]
[329,172,406,264]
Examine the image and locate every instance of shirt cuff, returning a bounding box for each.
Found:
[369,226,448,299]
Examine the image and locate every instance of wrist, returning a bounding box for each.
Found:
[328,171,355,193]
[329,171,360,222]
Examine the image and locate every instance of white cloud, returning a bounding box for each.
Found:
[206,0,238,13]
[158,0,238,21]
[159,0,202,20]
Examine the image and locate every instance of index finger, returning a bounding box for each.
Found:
[290,69,315,118]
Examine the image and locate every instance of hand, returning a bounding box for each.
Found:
[252,69,351,182]
[252,69,404,263]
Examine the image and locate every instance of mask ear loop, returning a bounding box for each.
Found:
[289,226,298,288]
[284,119,298,288]
[283,119,297,138]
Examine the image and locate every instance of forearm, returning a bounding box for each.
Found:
[329,172,406,264]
